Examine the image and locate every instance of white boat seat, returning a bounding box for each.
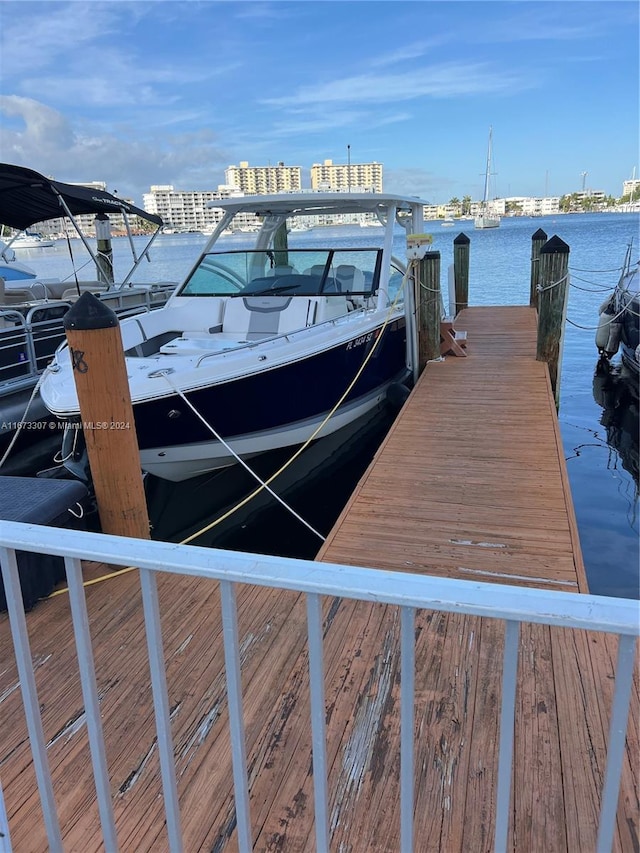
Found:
[335,265,366,294]
[222,295,314,340]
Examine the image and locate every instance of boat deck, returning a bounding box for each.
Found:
[0,305,638,851]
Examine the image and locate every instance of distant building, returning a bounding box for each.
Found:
[622,178,640,199]
[310,159,383,193]
[143,184,246,232]
[508,196,560,216]
[225,161,302,194]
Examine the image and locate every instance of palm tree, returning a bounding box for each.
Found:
[462,195,472,216]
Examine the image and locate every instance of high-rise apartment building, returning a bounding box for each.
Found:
[143,184,246,232]
[225,161,302,194]
[310,159,383,193]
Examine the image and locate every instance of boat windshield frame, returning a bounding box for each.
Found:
[177,248,383,299]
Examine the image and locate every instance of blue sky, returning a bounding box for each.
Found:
[1,1,638,205]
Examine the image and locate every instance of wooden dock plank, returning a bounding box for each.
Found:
[0,305,637,851]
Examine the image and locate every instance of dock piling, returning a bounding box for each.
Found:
[453,232,470,316]
[416,250,441,372]
[94,214,114,284]
[529,228,548,309]
[63,292,150,541]
[536,235,570,404]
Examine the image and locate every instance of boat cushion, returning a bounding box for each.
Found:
[223,295,313,339]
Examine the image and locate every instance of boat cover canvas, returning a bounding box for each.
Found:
[0,163,163,230]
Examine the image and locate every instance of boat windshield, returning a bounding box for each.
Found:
[179,249,382,298]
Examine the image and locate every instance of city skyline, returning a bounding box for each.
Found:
[1,1,637,206]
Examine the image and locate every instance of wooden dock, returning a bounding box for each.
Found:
[0,305,638,851]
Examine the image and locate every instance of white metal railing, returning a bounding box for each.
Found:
[0,521,637,852]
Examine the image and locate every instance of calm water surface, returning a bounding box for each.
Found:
[16,213,639,598]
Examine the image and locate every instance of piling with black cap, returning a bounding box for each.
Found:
[63,292,149,540]
[453,232,470,316]
[417,250,441,371]
[529,228,548,309]
[536,235,570,405]
[94,213,114,284]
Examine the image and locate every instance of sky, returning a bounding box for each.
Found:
[0,1,638,206]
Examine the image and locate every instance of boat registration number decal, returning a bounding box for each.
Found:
[346,330,379,351]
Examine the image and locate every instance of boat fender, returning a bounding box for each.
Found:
[386,381,411,411]
[595,301,617,354]
[605,320,622,357]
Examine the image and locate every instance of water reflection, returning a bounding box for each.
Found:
[592,359,639,492]
[146,407,396,557]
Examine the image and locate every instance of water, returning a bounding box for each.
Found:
[13,213,639,598]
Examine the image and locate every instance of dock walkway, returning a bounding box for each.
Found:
[0,305,637,851]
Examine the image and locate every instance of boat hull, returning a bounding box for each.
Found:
[132,318,408,480]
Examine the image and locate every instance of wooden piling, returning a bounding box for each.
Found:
[529,228,548,309]
[536,235,570,404]
[63,292,149,540]
[416,250,441,372]
[94,213,114,284]
[453,232,470,316]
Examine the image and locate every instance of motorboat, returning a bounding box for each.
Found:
[441,217,455,228]
[0,240,39,282]
[0,163,178,471]
[474,127,501,230]
[41,192,428,482]
[596,244,639,376]
[9,232,55,249]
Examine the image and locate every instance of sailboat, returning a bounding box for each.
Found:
[474,127,501,230]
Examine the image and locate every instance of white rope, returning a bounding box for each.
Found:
[159,371,326,542]
[536,271,570,293]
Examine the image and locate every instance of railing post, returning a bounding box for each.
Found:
[597,634,637,852]
[536,235,570,405]
[495,619,519,853]
[453,232,470,316]
[400,607,416,853]
[0,546,63,851]
[529,228,548,309]
[220,580,252,852]
[307,593,329,851]
[0,776,11,853]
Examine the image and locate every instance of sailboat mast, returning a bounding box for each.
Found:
[483,126,493,205]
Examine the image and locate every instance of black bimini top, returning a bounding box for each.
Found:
[0,162,162,230]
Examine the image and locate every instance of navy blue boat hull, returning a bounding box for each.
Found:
[134,318,408,451]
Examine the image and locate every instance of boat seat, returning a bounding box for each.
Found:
[222,295,314,340]
[335,265,366,294]
[0,287,42,305]
[60,283,114,302]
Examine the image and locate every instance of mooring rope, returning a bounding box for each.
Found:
[159,371,326,542]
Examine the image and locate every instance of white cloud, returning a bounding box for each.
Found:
[384,166,456,201]
[263,62,530,108]
[0,97,229,201]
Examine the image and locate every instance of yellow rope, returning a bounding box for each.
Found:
[45,270,411,597]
